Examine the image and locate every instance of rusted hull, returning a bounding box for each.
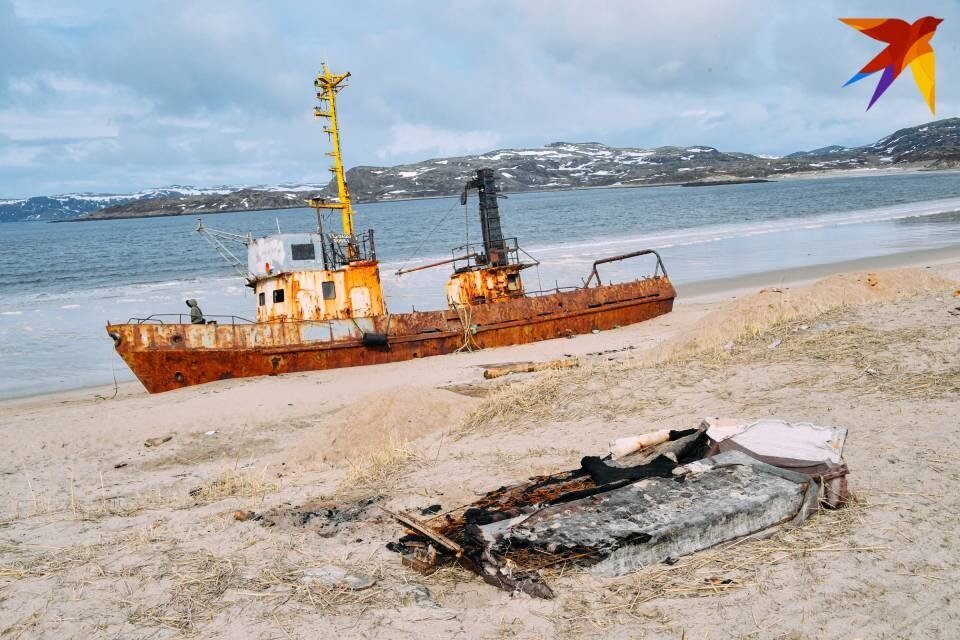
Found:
[108,277,675,393]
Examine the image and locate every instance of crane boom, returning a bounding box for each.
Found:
[195,219,254,283]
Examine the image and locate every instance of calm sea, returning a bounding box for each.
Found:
[2,171,959,398]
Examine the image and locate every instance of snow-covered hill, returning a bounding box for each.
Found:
[4,118,959,222]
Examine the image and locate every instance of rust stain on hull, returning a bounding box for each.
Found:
[107,277,675,393]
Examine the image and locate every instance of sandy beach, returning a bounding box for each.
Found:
[2,250,959,639]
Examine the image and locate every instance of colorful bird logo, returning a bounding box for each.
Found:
[840,17,943,113]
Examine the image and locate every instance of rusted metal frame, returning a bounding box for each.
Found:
[126,313,256,326]
[470,291,670,335]
[395,253,481,276]
[476,277,667,313]
[130,326,460,356]
[585,250,668,288]
[162,329,460,359]
[450,238,522,270]
[130,290,669,355]
[517,246,540,267]
[470,284,662,323]
[523,286,582,297]
[108,278,675,393]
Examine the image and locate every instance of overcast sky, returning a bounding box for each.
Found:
[2,0,958,197]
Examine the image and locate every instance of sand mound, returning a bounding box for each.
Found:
[286,386,476,469]
[460,267,956,432]
[655,267,956,361]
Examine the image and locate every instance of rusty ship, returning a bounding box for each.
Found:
[106,65,676,393]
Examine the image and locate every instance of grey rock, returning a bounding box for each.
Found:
[397,583,437,606]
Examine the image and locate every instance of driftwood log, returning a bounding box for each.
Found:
[482,358,580,379]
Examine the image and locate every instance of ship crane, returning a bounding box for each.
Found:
[195,220,255,283]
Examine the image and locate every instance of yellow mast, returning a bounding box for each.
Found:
[312,63,354,236]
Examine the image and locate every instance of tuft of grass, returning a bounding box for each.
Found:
[457,272,957,434]
[128,548,243,632]
[457,359,665,436]
[731,316,960,400]
[335,436,422,498]
[648,269,954,364]
[189,466,280,505]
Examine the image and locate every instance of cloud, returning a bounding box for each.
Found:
[1,0,958,197]
[376,123,501,161]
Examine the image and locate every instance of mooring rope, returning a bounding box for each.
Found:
[453,302,481,353]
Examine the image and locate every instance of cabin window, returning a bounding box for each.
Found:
[507,273,520,290]
[322,281,336,300]
[258,292,265,306]
[273,289,285,303]
[291,243,316,261]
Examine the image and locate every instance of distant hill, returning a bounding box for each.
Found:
[3,118,958,222]
[78,187,323,221]
[344,118,960,201]
[0,185,326,223]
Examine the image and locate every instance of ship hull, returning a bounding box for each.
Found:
[107,277,675,393]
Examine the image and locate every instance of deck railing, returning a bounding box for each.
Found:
[125,314,256,325]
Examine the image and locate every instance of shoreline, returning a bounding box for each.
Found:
[25,164,960,223]
[678,243,960,302]
[4,242,957,406]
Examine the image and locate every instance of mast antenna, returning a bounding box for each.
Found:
[312,63,355,238]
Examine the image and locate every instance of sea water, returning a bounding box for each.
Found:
[1,171,959,398]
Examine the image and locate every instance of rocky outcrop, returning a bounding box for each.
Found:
[79,188,314,220]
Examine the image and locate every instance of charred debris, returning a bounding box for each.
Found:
[383,418,849,599]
